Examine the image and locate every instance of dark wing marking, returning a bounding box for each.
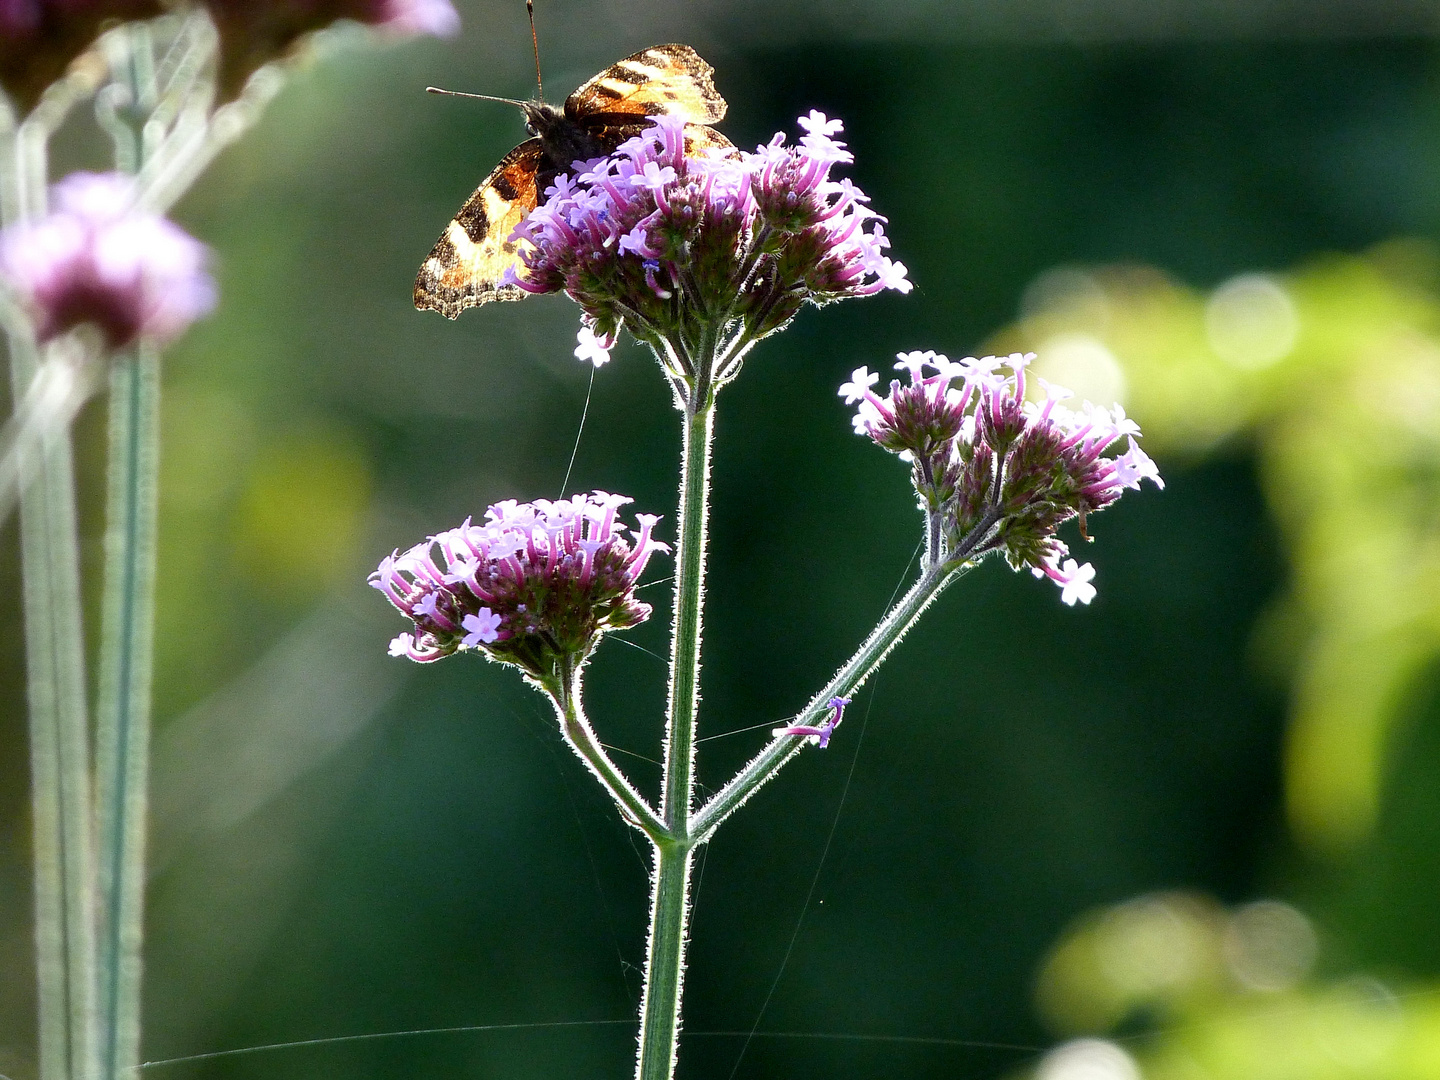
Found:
[414,140,543,318]
[566,44,726,127]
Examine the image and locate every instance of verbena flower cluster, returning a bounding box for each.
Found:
[504,111,911,380]
[841,351,1163,604]
[371,491,670,680]
[0,172,215,348]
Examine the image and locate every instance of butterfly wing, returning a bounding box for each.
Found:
[684,123,735,157]
[566,43,727,137]
[414,139,543,319]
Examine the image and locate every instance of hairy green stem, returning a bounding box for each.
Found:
[94,344,161,1080]
[551,665,668,843]
[691,559,966,843]
[660,401,713,831]
[635,840,694,1080]
[636,359,718,1080]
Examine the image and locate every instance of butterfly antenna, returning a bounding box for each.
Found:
[426,87,529,108]
[527,0,543,101]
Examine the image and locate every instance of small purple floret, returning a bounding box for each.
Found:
[773,694,853,749]
[461,608,503,645]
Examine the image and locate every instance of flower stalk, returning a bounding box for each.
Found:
[636,385,716,1080]
[692,558,966,845]
[661,398,714,831]
[636,840,694,1080]
[549,662,668,843]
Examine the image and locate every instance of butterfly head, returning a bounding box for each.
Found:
[520,100,564,137]
[521,100,608,170]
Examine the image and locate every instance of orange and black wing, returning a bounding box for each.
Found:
[414,140,543,319]
[566,44,727,138]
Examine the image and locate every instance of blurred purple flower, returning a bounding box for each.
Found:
[0,0,165,114]
[842,351,1163,602]
[371,491,669,679]
[205,0,459,99]
[0,0,41,36]
[504,111,910,393]
[375,0,460,36]
[0,171,216,348]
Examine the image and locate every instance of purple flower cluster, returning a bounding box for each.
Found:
[371,491,670,679]
[505,111,911,388]
[0,172,215,348]
[841,351,1163,603]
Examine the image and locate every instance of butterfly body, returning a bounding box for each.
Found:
[516,101,612,196]
[415,44,729,319]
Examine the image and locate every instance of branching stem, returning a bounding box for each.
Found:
[691,557,966,843]
[550,665,669,843]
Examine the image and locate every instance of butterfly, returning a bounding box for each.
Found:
[414,43,732,319]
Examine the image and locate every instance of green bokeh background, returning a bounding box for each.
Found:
[4,3,1440,1078]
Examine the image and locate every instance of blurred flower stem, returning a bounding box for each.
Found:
[94,341,160,1080]
[4,3,459,1077]
[2,93,100,1080]
[2,13,276,1079]
[0,345,100,526]
[90,24,196,1078]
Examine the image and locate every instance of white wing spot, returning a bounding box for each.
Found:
[619,59,663,78]
[446,221,479,256]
